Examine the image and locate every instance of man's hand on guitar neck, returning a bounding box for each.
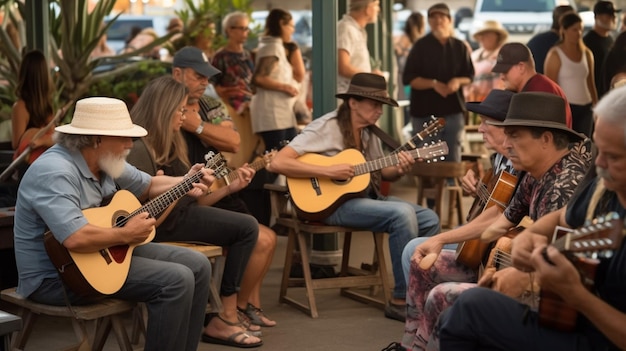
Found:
[385,150,414,180]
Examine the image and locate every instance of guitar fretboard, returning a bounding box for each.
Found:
[117,170,205,227]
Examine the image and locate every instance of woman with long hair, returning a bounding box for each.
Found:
[12,50,55,164]
[250,8,299,152]
[127,76,263,348]
[545,12,597,137]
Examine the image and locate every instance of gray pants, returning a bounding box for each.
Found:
[30,243,212,351]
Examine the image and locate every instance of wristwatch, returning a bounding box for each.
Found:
[195,121,205,135]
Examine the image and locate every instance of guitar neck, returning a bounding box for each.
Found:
[219,157,267,184]
[130,170,204,220]
[354,147,433,176]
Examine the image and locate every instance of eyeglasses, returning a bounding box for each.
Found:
[230,26,250,32]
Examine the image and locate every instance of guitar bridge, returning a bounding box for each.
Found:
[310,177,321,196]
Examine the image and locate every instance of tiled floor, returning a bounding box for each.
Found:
[1,176,475,350]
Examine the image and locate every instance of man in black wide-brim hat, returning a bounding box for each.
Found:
[400,91,593,351]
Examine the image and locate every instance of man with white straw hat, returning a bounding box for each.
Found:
[13,97,215,351]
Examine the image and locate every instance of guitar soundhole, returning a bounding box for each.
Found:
[331,178,351,186]
[104,212,131,264]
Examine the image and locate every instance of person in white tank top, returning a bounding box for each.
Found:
[544,12,598,138]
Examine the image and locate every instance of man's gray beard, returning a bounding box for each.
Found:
[597,166,614,182]
[98,150,130,179]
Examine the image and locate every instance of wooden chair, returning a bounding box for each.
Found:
[1,287,135,351]
[412,162,467,228]
[265,184,392,318]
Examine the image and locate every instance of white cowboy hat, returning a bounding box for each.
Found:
[56,97,147,137]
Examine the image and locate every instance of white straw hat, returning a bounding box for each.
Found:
[56,97,147,137]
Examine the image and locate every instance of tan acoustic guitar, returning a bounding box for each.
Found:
[287,142,448,221]
[44,157,214,297]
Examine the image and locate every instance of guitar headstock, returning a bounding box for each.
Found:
[411,141,448,162]
[262,150,277,168]
[557,212,625,259]
[408,116,445,146]
[203,152,230,179]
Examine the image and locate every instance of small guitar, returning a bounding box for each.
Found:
[393,116,445,154]
[455,169,519,269]
[287,142,448,221]
[538,212,625,331]
[44,159,213,297]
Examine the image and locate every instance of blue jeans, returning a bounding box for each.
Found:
[325,196,440,299]
[412,113,464,163]
[30,243,211,351]
[401,236,458,288]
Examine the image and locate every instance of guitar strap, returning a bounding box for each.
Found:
[585,178,606,221]
[367,125,401,151]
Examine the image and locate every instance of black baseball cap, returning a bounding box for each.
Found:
[492,43,533,74]
[173,46,221,78]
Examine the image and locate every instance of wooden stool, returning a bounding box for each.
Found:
[266,184,392,318]
[412,162,467,228]
[1,287,135,351]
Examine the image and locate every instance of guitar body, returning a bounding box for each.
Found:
[467,169,517,222]
[457,170,518,269]
[60,190,154,295]
[287,149,370,221]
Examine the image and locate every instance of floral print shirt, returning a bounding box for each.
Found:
[504,139,593,224]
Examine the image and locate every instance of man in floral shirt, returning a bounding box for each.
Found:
[400,92,592,351]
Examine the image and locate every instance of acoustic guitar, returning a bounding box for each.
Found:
[287,142,448,221]
[392,116,445,154]
[204,150,276,192]
[44,157,214,297]
[538,212,624,332]
[455,169,519,269]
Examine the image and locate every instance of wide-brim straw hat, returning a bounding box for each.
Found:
[473,20,508,45]
[56,97,147,137]
[336,73,399,107]
[488,92,586,141]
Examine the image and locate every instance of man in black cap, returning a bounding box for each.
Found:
[172,47,280,331]
[492,42,573,128]
[401,92,592,351]
[270,73,441,322]
[436,85,626,351]
[403,2,474,163]
[584,0,622,97]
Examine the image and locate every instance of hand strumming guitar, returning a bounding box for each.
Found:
[121,212,157,245]
[324,163,355,180]
[461,168,479,197]
[529,245,587,305]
